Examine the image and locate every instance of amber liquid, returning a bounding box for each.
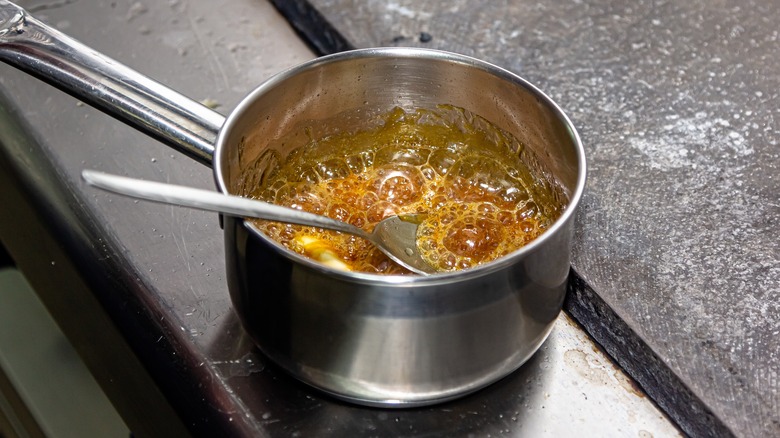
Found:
[244,106,567,275]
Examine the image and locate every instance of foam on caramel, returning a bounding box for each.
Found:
[244,106,567,274]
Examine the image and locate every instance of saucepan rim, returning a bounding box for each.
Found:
[213,47,586,285]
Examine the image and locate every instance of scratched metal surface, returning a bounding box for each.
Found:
[302,0,780,436]
[0,0,684,436]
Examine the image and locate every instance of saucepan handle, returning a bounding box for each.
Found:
[0,0,224,166]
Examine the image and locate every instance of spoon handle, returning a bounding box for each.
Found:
[81,170,368,237]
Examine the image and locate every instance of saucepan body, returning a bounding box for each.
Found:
[214,49,585,406]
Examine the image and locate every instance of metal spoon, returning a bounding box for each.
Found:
[81,170,436,275]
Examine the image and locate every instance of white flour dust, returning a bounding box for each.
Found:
[629,111,753,171]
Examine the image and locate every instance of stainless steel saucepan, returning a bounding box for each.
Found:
[0,1,586,406]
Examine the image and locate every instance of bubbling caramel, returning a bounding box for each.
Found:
[243,106,567,274]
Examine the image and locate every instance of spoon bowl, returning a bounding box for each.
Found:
[81,170,436,275]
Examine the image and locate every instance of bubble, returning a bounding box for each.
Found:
[439,211,457,224]
[497,211,514,225]
[372,165,424,206]
[344,154,367,173]
[358,191,379,210]
[499,186,529,207]
[328,203,350,221]
[367,200,397,223]
[375,145,430,166]
[478,203,497,214]
[298,168,320,184]
[430,194,449,209]
[420,165,436,180]
[518,201,537,219]
[427,149,458,176]
[349,213,366,229]
[519,220,536,233]
[316,158,350,180]
[442,253,457,270]
[443,217,504,260]
[287,191,325,214]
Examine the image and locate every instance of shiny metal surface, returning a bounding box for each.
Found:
[80,170,435,275]
[0,0,680,435]
[216,48,585,405]
[370,214,430,273]
[0,0,585,406]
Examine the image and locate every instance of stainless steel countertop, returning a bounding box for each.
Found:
[1,0,683,436]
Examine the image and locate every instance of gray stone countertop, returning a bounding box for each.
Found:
[290,0,780,436]
[0,0,683,436]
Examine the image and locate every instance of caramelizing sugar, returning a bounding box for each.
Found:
[246,106,567,274]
